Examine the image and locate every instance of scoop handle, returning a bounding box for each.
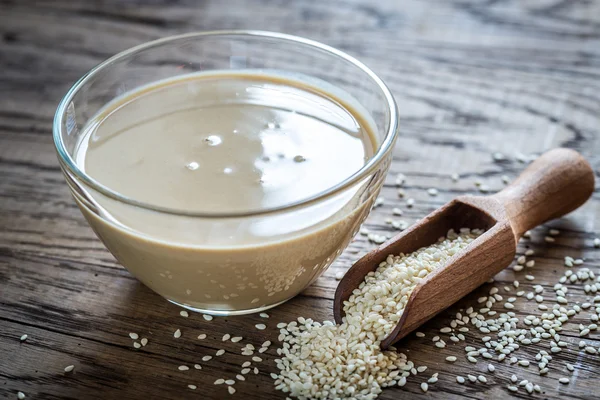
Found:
[492,148,595,239]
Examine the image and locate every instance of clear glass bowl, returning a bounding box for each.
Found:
[53,31,399,315]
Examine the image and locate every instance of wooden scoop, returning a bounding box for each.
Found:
[333,148,594,349]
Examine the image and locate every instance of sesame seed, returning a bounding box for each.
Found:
[594,238,600,248]
[478,375,487,383]
[446,356,457,362]
[427,188,438,196]
[203,314,213,321]
[231,336,243,343]
[140,338,148,346]
[252,356,262,362]
[180,311,189,318]
[214,379,225,385]
[187,384,197,390]
[197,334,207,340]
[174,329,181,338]
[216,349,226,356]
[128,333,138,340]
[202,356,212,362]
[507,385,518,392]
[178,365,189,371]
[559,377,570,384]
[225,379,235,385]
[255,324,267,330]
[19,334,27,342]
[421,382,428,392]
[64,365,75,372]
[415,332,425,337]
[194,364,202,370]
[525,382,533,393]
[133,342,141,349]
[17,392,26,400]
[566,363,574,371]
[456,376,465,384]
[228,386,236,394]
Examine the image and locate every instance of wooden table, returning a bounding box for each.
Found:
[1,1,600,399]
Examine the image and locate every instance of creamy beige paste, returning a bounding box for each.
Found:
[74,71,379,313]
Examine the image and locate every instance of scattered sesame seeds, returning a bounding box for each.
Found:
[178,365,189,371]
[214,379,225,385]
[252,356,262,363]
[202,356,212,362]
[19,334,27,342]
[456,376,465,384]
[17,392,25,399]
[216,349,226,356]
[174,329,181,338]
[559,377,570,384]
[64,365,74,373]
[260,313,270,318]
[272,229,482,398]
[133,342,141,349]
[140,338,148,346]
[231,336,243,343]
[255,324,267,330]
[222,334,231,341]
[446,356,457,362]
[228,386,236,394]
[194,364,202,370]
[197,334,207,340]
[180,310,189,318]
[188,385,197,390]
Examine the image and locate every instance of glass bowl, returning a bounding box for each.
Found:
[53,31,399,315]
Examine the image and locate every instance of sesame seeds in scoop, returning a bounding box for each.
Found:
[272,229,482,399]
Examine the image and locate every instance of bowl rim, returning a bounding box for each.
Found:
[53,30,399,218]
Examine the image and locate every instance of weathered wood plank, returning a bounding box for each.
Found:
[1,0,600,398]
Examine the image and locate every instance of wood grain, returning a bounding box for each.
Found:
[1,0,600,399]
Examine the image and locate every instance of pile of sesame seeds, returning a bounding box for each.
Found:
[271,229,482,399]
